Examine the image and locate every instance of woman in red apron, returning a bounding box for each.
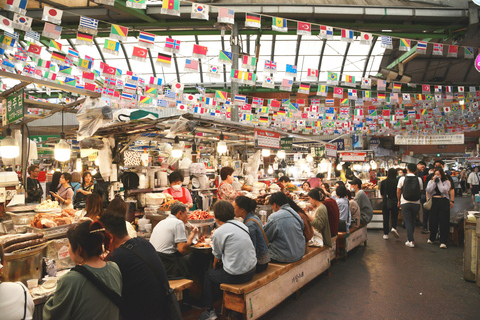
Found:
[163,170,193,208]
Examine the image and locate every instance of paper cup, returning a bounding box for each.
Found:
[27,279,38,290]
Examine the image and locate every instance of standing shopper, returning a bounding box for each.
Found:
[43,221,122,320]
[50,173,74,210]
[397,163,423,248]
[26,165,43,203]
[380,168,400,240]
[426,168,452,249]
[46,171,62,201]
[200,201,256,320]
[467,166,480,206]
[74,171,95,209]
[459,167,467,194]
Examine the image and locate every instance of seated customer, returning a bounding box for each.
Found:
[277,176,298,193]
[350,178,373,226]
[100,213,169,320]
[233,196,270,273]
[264,192,305,263]
[200,201,256,320]
[78,193,103,221]
[149,203,198,279]
[163,170,193,208]
[306,188,332,248]
[318,188,339,237]
[334,185,351,232]
[346,190,361,229]
[106,197,136,238]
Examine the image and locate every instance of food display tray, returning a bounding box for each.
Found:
[188,218,215,227]
[34,208,62,213]
[26,224,76,240]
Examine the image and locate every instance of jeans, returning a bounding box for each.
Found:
[401,203,421,242]
[429,198,450,245]
[420,194,429,230]
[203,267,256,309]
[382,204,398,235]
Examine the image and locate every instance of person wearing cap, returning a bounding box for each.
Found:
[349,178,373,226]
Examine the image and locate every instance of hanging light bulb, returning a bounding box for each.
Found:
[262,149,270,157]
[320,159,329,172]
[217,132,227,154]
[0,127,19,159]
[267,165,274,175]
[171,136,183,159]
[76,155,82,172]
[336,163,343,171]
[54,110,71,162]
[94,157,100,166]
[370,160,377,170]
[306,154,314,163]
[277,150,286,159]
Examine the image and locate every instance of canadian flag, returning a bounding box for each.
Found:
[310,105,319,113]
[307,68,318,78]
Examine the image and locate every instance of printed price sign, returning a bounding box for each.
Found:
[325,143,337,158]
[6,89,24,124]
[254,129,281,149]
[339,152,366,162]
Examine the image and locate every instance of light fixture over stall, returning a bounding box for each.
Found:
[0,126,19,159]
[171,136,183,158]
[262,149,270,157]
[306,154,314,163]
[76,154,82,172]
[54,110,71,162]
[277,150,286,159]
[217,132,227,154]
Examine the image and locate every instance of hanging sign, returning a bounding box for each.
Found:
[325,143,337,158]
[254,128,281,149]
[395,134,464,145]
[280,137,293,150]
[322,138,345,150]
[339,152,367,162]
[5,89,24,124]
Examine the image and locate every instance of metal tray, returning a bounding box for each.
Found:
[5,204,38,213]
[26,223,76,240]
[188,218,215,227]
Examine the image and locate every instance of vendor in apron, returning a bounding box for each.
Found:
[163,170,193,208]
[217,166,241,202]
[50,173,74,210]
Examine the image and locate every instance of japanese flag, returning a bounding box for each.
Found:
[171,81,184,92]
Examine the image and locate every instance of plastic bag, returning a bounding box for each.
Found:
[76,97,113,141]
[165,117,195,138]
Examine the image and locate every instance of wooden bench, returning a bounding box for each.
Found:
[329,235,337,262]
[336,225,368,260]
[169,279,193,301]
[220,246,331,319]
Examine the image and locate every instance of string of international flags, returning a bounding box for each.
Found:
[0,0,478,136]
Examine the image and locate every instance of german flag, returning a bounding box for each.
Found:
[157,53,172,64]
[246,13,261,24]
[51,51,66,63]
[77,32,93,43]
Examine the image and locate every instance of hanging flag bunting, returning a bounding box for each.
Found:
[0,35,15,50]
[377,79,386,91]
[76,31,93,46]
[307,68,318,79]
[67,48,79,60]
[348,89,357,99]
[165,37,180,53]
[0,15,14,33]
[230,69,243,82]
[42,22,62,40]
[27,42,42,58]
[317,85,328,97]
[103,39,120,56]
[264,60,277,73]
[58,65,72,74]
[192,44,208,59]
[4,0,27,15]
[447,45,458,58]
[127,0,146,9]
[171,81,184,93]
[22,64,36,76]
[102,64,117,77]
[51,51,67,65]
[242,55,256,69]
[25,30,39,42]
[319,25,333,39]
[104,77,116,88]
[138,31,155,49]
[343,75,355,87]
[185,58,199,72]
[43,70,56,81]
[139,95,153,106]
[297,22,311,36]
[148,76,163,89]
[341,29,354,42]
[206,64,221,78]
[285,64,297,77]
[132,46,148,62]
[422,84,430,94]
[215,90,227,102]
[272,17,287,33]
[48,39,62,52]
[361,77,371,89]
[110,24,128,41]
[156,53,172,67]
[36,58,51,71]
[363,90,371,101]
[458,86,465,93]
[161,0,180,16]
[78,16,98,35]
[464,47,474,59]
[392,82,402,93]
[433,43,443,56]
[399,39,411,51]
[327,72,338,85]
[280,78,293,91]
[360,32,372,45]
[245,13,261,28]
[333,87,343,99]
[78,57,93,71]
[416,41,427,54]
[434,85,442,93]
[297,83,310,94]
[94,0,114,5]
[381,36,393,49]
[262,75,275,89]
[42,6,63,25]
[192,3,209,20]
[12,13,31,31]
[218,7,235,24]
[82,71,95,83]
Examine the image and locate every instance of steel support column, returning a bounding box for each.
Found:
[231,24,240,122]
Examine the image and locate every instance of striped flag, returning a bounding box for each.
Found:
[138,31,155,48]
[77,31,93,45]
[245,13,261,28]
[218,8,234,24]
[381,36,393,49]
[341,29,354,42]
[416,41,427,54]
[272,17,287,33]
[25,30,40,42]
[104,39,120,56]
[67,48,79,59]
[78,16,98,35]
[399,39,411,51]
[42,22,62,40]
[110,24,128,41]
[433,43,443,56]
[49,39,62,51]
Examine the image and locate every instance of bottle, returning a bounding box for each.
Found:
[141,148,149,167]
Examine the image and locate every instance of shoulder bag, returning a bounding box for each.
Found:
[423,195,433,210]
[245,218,269,245]
[120,243,183,320]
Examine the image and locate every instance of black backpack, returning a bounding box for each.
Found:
[402,176,421,201]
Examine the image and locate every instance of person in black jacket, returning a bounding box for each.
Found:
[381,168,400,240]
[26,165,43,203]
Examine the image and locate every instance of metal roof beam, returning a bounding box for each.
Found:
[93,37,107,64]
[293,35,302,82]
[112,0,158,23]
[119,41,132,72]
[362,36,378,78]
[317,39,327,81]
[340,42,351,82]
[270,34,276,62]
[147,48,156,77]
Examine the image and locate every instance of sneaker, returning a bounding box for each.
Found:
[199,309,218,320]
[405,241,415,248]
[383,234,389,240]
[427,239,433,244]
[440,244,447,249]
[391,228,399,238]
[421,229,430,234]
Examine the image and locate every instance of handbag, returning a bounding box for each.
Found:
[423,197,433,210]
[121,243,183,320]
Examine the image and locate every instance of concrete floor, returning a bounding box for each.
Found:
[262,195,480,320]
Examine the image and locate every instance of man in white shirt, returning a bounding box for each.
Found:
[397,163,423,248]
[467,166,480,205]
[150,203,198,279]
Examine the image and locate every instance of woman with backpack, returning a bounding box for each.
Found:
[426,167,451,249]
[380,168,400,240]
[50,172,74,210]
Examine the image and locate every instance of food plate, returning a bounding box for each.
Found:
[192,245,211,250]
[188,218,215,226]
[34,208,61,213]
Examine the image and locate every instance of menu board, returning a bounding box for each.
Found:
[339,152,367,162]
[254,129,281,149]
[325,143,337,158]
